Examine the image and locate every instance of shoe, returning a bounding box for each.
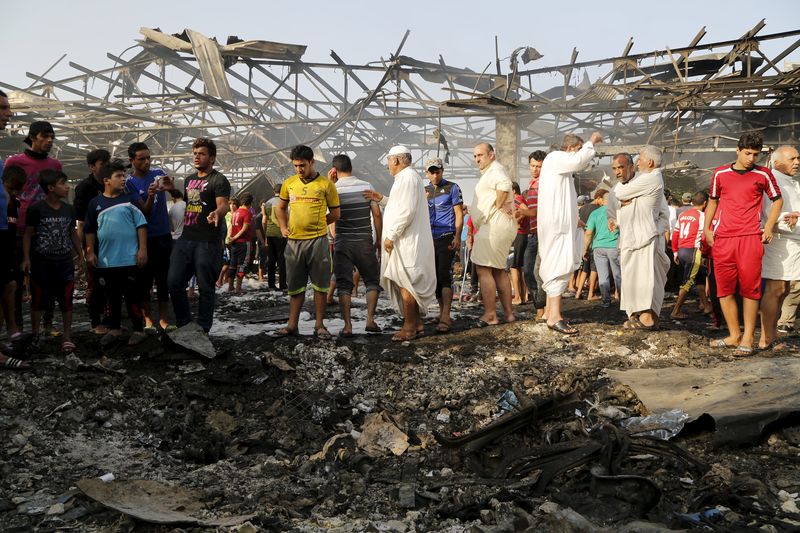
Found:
[601,301,611,308]
[143,325,158,335]
[777,325,793,335]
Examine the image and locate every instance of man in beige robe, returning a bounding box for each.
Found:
[607,145,671,329]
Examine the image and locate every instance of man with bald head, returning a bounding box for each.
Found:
[470,142,517,326]
[759,145,800,349]
[537,132,602,334]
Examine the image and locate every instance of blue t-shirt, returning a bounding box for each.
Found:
[425,179,463,239]
[84,194,147,268]
[126,169,170,237]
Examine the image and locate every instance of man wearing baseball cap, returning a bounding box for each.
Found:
[424,157,463,333]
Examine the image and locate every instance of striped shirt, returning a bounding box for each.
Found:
[525,178,539,233]
[334,175,374,242]
[709,164,780,237]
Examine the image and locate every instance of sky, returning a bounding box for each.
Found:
[3,0,799,90]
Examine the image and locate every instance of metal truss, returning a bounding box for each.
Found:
[1,21,798,194]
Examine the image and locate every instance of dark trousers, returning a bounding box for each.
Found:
[85,263,107,328]
[523,234,546,310]
[167,239,222,332]
[266,236,287,289]
[96,266,142,331]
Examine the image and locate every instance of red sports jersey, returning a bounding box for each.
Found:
[672,208,705,253]
[230,206,253,243]
[709,164,780,237]
[514,193,529,235]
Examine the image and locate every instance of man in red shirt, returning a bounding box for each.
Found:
[704,132,783,353]
[669,191,710,320]
[228,192,254,295]
[515,151,546,318]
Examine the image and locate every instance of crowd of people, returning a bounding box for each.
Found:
[1,84,799,368]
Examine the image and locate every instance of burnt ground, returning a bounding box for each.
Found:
[2,281,800,532]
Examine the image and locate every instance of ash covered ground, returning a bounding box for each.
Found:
[3,281,800,532]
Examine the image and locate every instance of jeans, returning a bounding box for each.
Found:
[168,239,222,332]
[523,234,546,310]
[593,247,621,304]
[96,266,142,331]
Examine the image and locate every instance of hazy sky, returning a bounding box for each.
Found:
[3,0,799,89]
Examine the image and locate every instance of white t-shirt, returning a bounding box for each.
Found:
[169,199,186,240]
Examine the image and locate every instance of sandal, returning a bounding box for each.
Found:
[0,355,30,370]
[709,339,737,348]
[365,324,383,334]
[436,322,451,334]
[271,327,299,339]
[391,331,417,342]
[314,328,333,340]
[127,332,147,346]
[100,332,122,347]
[735,345,754,356]
[547,320,578,335]
[61,341,76,354]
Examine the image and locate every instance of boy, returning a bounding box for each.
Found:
[228,193,254,294]
[704,133,783,353]
[21,170,82,354]
[84,160,148,347]
[670,191,711,320]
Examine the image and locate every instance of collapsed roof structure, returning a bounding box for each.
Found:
[1,20,798,199]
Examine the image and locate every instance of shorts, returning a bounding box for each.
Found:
[712,234,763,300]
[677,247,706,292]
[228,241,252,278]
[286,236,332,296]
[433,235,457,297]
[30,256,75,313]
[510,233,527,269]
[580,249,596,274]
[136,233,172,302]
[334,239,381,296]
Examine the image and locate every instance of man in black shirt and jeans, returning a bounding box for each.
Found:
[166,138,231,333]
[74,149,110,334]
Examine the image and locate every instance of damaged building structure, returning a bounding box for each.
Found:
[3,21,800,533]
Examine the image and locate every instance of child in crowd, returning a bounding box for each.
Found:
[84,160,148,346]
[670,191,711,320]
[0,166,26,342]
[21,169,82,354]
[228,193,254,294]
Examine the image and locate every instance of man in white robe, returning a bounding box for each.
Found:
[759,145,800,349]
[537,132,602,334]
[379,146,436,341]
[607,145,671,329]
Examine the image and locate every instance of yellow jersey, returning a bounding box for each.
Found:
[280,173,340,240]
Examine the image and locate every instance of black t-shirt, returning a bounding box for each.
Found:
[579,203,600,224]
[73,174,105,222]
[27,200,76,261]
[181,170,232,242]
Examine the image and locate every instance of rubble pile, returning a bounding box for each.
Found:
[2,291,800,531]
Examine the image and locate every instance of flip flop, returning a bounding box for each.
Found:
[759,340,789,352]
[735,345,754,356]
[709,339,737,348]
[314,328,333,340]
[272,327,299,339]
[474,319,498,328]
[365,324,383,334]
[338,330,354,338]
[391,331,417,342]
[547,320,578,335]
[435,322,451,333]
[0,355,30,370]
